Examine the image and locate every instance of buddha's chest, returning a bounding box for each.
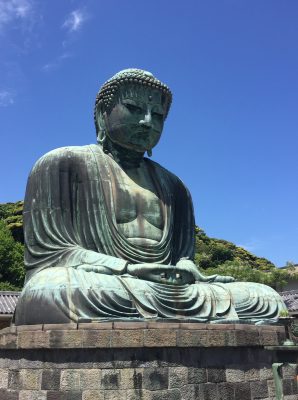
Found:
[112,170,163,225]
[109,164,164,241]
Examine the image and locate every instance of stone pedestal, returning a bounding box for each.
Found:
[0,322,297,399]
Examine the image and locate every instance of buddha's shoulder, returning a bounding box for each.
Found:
[32,144,100,168]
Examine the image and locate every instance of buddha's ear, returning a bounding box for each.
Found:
[96,109,107,144]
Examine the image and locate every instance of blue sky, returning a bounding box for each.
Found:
[0,0,297,267]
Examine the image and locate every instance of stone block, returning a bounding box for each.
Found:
[0,389,18,400]
[82,330,111,348]
[60,369,81,391]
[179,323,207,330]
[250,380,268,399]
[119,368,143,389]
[281,364,297,379]
[114,322,147,330]
[260,331,278,346]
[143,368,169,390]
[47,391,82,400]
[207,324,235,330]
[126,389,150,400]
[224,331,237,346]
[147,322,180,330]
[217,382,234,400]
[168,367,188,388]
[177,330,207,347]
[149,389,181,400]
[259,367,273,380]
[17,325,43,332]
[111,330,144,348]
[235,324,258,332]
[267,379,276,398]
[234,330,260,346]
[44,323,78,331]
[49,330,83,348]
[111,330,143,348]
[226,368,245,383]
[41,369,61,390]
[282,379,296,395]
[80,370,102,390]
[0,356,19,370]
[82,390,104,400]
[0,333,17,349]
[234,382,251,400]
[104,389,127,400]
[180,384,197,400]
[19,390,47,400]
[144,329,176,347]
[18,331,50,349]
[188,368,207,384]
[244,368,260,381]
[207,368,226,383]
[8,369,42,390]
[0,327,12,335]
[0,368,8,388]
[198,382,219,399]
[101,369,120,390]
[207,331,226,347]
[78,322,113,330]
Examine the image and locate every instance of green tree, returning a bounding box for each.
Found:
[0,220,25,290]
[194,226,294,289]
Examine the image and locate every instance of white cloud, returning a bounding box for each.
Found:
[62,9,86,33]
[0,0,32,29]
[0,90,15,106]
[42,53,72,72]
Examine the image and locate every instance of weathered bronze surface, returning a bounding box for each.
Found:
[15,69,287,324]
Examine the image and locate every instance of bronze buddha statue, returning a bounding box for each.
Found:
[15,69,286,324]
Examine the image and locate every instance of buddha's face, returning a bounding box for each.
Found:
[103,85,166,153]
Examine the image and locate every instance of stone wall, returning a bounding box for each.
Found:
[0,322,297,399]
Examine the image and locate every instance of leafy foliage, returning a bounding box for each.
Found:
[194,226,294,288]
[0,201,24,243]
[0,219,25,290]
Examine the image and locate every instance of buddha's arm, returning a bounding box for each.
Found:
[73,251,128,274]
[24,147,130,276]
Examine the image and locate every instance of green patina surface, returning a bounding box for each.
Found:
[14,69,287,325]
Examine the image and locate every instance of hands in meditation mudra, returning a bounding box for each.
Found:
[15,69,286,324]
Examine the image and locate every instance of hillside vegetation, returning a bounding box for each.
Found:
[0,201,294,290]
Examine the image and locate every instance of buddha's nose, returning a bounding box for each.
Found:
[139,110,152,128]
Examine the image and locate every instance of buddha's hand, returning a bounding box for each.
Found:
[76,265,113,274]
[176,258,235,283]
[127,263,195,285]
[75,251,125,274]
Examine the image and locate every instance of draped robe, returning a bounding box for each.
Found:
[14,145,286,324]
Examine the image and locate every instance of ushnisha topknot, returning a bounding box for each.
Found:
[94,68,172,134]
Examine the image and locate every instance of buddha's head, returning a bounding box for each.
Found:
[94,69,172,154]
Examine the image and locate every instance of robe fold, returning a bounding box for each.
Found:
[14,145,286,324]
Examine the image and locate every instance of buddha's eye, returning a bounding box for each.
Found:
[124,103,143,114]
[152,111,164,120]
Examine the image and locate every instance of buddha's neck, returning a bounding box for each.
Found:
[103,138,145,169]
